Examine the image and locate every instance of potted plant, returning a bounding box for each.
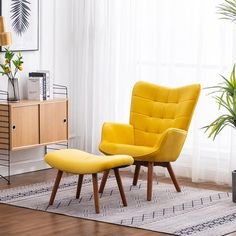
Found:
[203,65,236,202]
[0,47,23,102]
[203,0,236,203]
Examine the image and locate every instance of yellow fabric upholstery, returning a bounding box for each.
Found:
[44,149,134,174]
[101,123,135,145]
[99,81,200,162]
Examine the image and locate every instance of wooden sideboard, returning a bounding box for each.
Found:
[0,98,68,184]
[0,99,68,151]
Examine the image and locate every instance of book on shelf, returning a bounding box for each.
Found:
[27,76,44,101]
[37,70,53,100]
[27,71,53,101]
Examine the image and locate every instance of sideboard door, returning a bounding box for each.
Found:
[11,105,40,149]
[40,101,68,144]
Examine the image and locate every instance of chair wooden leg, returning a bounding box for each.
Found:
[49,170,63,205]
[147,162,154,201]
[114,168,127,207]
[167,162,181,192]
[99,169,109,193]
[133,164,141,186]
[76,174,84,199]
[92,173,100,214]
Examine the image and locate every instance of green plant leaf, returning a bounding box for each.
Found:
[0,48,24,80]
[203,64,236,139]
[217,0,236,23]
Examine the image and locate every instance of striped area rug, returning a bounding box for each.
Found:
[0,175,236,236]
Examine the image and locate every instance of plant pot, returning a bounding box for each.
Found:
[8,78,20,102]
[233,170,236,203]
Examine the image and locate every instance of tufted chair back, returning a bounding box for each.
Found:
[130,81,201,147]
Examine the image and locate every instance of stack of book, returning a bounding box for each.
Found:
[27,71,53,101]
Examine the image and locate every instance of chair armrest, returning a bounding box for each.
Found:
[100,122,134,145]
[155,128,187,162]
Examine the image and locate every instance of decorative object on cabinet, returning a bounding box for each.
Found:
[0,0,39,51]
[0,85,68,184]
[28,71,53,101]
[0,47,23,102]
[0,16,12,46]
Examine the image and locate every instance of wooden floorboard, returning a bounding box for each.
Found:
[0,169,235,236]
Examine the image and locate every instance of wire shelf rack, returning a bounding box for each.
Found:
[0,84,68,185]
[0,90,10,184]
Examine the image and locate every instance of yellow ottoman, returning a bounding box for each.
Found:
[44,149,134,213]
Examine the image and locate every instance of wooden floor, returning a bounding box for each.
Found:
[0,169,235,236]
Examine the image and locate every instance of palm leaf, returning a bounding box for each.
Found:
[203,115,236,139]
[217,0,236,23]
[10,0,31,36]
[203,64,236,139]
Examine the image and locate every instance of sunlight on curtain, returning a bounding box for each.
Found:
[71,0,236,185]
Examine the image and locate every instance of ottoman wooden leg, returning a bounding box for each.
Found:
[76,174,84,199]
[133,164,141,186]
[49,170,63,205]
[114,168,127,207]
[99,170,109,193]
[92,173,100,214]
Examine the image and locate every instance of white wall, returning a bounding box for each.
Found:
[0,0,74,177]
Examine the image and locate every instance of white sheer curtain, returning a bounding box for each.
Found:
[70,0,236,185]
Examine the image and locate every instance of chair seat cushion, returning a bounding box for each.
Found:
[44,149,134,174]
[99,142,158,160]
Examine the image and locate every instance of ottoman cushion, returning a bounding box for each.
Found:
[44,149,134,174]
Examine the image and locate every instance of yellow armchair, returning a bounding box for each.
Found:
[99,81,201,200]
